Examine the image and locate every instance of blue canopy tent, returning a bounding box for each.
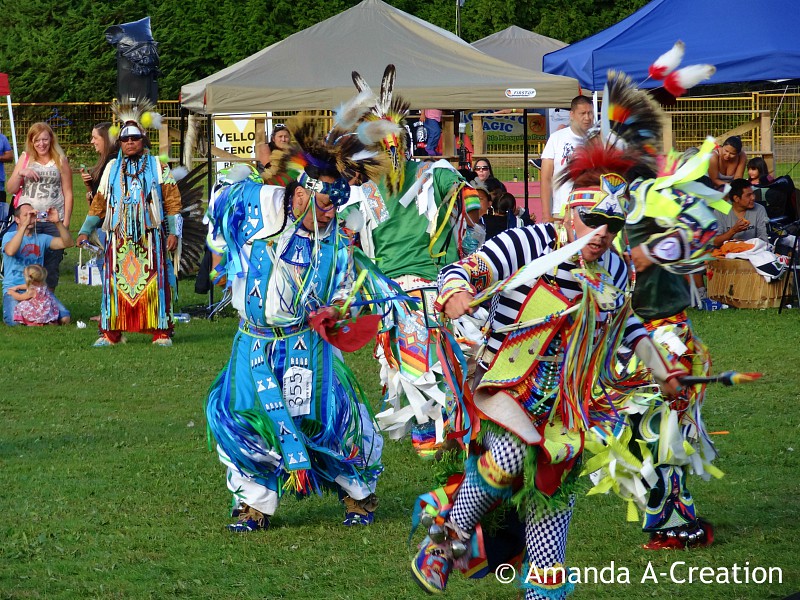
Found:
[542,0,800,91]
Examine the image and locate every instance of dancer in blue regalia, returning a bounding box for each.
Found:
[205,106,398,531]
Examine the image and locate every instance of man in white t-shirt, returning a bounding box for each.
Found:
[540,96,593,222]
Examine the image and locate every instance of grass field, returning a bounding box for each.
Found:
[1,176,799,599]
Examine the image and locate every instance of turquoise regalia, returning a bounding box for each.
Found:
[205,181,383,514]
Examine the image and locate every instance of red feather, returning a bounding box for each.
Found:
[564,139,637,189]
[663,65,716,97]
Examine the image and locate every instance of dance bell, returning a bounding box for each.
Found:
[450,540,468,558]
[420,512,434,529]
[677,529,690,543]
[687,529,704,544]
[428,524,446,544]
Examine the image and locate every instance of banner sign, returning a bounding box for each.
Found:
[465,111,548,145]
[213,116,256,172]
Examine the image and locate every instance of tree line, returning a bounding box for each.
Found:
[1,0,648,103]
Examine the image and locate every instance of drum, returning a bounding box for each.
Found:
[707,258,790,309]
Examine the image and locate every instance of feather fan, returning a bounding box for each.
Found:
[175,163,209,275]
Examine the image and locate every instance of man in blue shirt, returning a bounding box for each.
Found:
[2,203,73,324]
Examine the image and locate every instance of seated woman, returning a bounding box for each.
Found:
[708,135,746,190]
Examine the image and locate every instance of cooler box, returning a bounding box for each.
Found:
[708,258,790,309]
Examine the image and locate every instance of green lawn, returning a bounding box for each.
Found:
[1,176,799,599]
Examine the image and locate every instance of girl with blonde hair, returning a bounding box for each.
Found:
[9,264,65,325]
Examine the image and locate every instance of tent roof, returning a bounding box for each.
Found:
[543,0,800,91]
[472,26,566,71]
[181,0,578,114]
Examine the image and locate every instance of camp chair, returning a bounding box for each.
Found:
[755,175,797,221]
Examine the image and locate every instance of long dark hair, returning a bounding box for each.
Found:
[747,156,770,184]
[89,122,118,184]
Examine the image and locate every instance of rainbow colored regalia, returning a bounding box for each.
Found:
[585,137,730,549]
[87,151,180,334]
[345,66,482,458]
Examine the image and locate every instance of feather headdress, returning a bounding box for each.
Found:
[109,98,162,140]
[351,64,409,195]
[265,109,390,206]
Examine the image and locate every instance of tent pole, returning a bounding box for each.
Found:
[206,113,214,311]
[523,109,529,214]
[6,95,18,161]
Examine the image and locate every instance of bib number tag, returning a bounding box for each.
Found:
[283,366,313,417]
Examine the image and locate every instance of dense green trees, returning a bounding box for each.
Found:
[0,0,648,102]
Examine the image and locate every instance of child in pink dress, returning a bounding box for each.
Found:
[9,265,61,326]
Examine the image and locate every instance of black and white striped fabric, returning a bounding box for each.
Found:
[438,223,647,356]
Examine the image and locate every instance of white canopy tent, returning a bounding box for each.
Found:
[471,26,566,71]
[180,0,578,114]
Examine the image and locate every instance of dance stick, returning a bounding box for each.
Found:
[679,371,762,387]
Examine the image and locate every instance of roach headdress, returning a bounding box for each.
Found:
[351,64,409,195]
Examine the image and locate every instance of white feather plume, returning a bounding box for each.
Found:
[227,164,253,183]
[333,90,377,130]
[147,111,163,130]
[356,119,404,145]
[649,40,685,80]
[171,165,188,181]
[344,208,365,232]
[664,64,716,97]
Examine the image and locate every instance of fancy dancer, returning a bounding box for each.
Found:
[76,100,180,347]
[410,127,684,597]
[345,65,483,458]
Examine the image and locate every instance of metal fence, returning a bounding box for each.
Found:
[1,101,182,166]
[3,93,799,180]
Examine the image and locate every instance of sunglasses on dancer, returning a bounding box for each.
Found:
[575,207,625,234]
[120,135,143,143]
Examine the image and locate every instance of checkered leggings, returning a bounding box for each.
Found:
[450,430,575,600]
